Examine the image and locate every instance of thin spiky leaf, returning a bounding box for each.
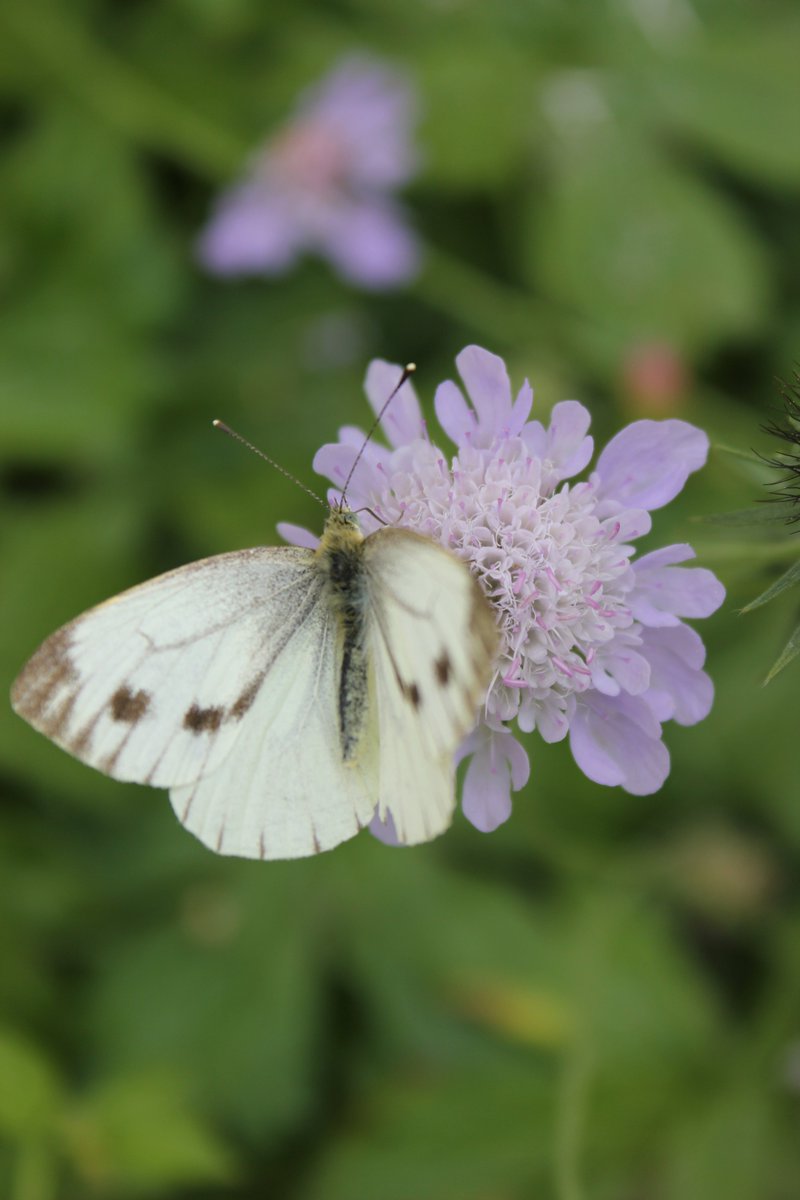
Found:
[740,558,800,613]
[764,621,800,684]
[711,443,765,469]
[695,503,798,528]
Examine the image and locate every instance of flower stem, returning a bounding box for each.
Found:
[555,1039,592,1200]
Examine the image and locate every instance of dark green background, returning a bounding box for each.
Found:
[2,1,800,1197]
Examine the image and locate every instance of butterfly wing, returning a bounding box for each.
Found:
[11,548,326,789]
[12,546,379,860]
[363,528,498,844]
[169,595,378,860]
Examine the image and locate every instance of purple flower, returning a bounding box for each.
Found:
[284,346,725,835]
[198,55,422,290]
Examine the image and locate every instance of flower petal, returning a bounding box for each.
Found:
[595,419,709,511]
[546,401,594,480]
[455,345,512,433]
[313,440,386,503]
[460,727,529,833]
[570,692,669,795]
[197,185,303,275]
[318,199,421,289]
[276,522,319,549]
[369,811,403,846]
[532,695,572,743]
[590,643,651,697]
[364,359,425,446]
[631,544,726,626]
[639,624,715,725]
[306,56,420,189]
[510,380,534,433]
[434,379,477,445]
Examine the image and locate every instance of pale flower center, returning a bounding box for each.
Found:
[266,120,350,193]
[369,435,637,728]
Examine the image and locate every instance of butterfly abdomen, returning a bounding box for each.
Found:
[315,510,370,764]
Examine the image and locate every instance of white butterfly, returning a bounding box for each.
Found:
[11,487,498,860]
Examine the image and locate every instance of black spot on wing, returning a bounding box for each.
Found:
[111,686,150,723]
[404,681,421,709]
[230,674,264,721]
[184,703,224,733]
[12,626,77,729]
[435,653,451,685]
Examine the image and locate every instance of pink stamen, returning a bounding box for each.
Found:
[502,675,529,689]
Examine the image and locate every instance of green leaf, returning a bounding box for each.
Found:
[69,1070,235,1191]
[740,557,800,613]
[0,1028,61,1139]
[0,284,159,459]
[306,1059,555,1200]
[763,622,800,684]
[663,1087,779,1200]
[663,21,800,189]
[89,867,323,1142]
[418,41,538,187]
[529,133,768,356]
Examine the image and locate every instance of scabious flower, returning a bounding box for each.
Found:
[283,346,725,835]
[198,55,421,290]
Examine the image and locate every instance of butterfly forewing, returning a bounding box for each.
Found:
[11,548,321,789]
[363,528,498,844]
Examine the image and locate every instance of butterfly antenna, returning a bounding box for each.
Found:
[212,420,327,508]
[341,363,416,505]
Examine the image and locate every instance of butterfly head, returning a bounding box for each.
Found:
[320,504,365,554]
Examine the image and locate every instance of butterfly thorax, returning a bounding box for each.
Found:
[315,508,370,762]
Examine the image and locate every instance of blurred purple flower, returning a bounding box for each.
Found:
[282,346,725,835]
[198,55,422,289]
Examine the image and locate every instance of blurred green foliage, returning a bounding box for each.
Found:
[2,0,800,1197]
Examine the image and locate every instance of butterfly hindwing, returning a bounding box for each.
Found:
[169,591,378,860]
[363,528,498,844]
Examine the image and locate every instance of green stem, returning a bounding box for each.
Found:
[554,1039,592,1200]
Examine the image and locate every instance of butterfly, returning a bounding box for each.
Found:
[11,420,498,860]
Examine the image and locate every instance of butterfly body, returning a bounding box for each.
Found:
[314,508,371,763]
[12,508,498,860]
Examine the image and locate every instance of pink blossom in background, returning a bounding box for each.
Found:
[282,346,725,838]
[198,56,422,290]
[620,341,690,416]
